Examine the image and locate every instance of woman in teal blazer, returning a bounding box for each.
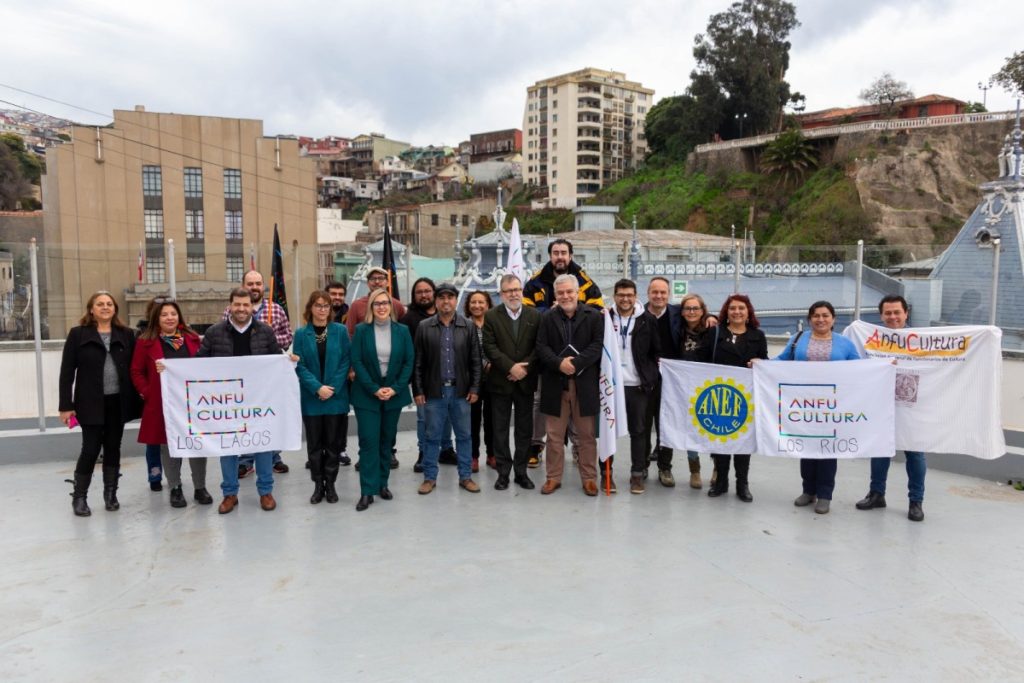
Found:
[294,291,351,505]
[350,288,414,512]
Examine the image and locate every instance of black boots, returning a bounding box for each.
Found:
[310,481,326,504]
[102,466,120,511]
[707,455,729,497]
[69,473,92,517]
[734,455,753,503]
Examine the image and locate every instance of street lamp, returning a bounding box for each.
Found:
[735,112,748,138]
[978,81,991,108]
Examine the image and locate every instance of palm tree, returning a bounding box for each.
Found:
[759,129,818,186]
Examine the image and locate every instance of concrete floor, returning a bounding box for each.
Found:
[1,430,1023,682]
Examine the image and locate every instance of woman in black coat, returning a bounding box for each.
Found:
[59,291,141,516]
[704,294,767,502]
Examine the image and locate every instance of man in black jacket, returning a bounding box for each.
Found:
[197,288,282,514]
[608,279,661,494]
[400,277,455,471]
[412,283,482,494]
[536,274,605,496]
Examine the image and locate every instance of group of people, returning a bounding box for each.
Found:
[58,239,927,521]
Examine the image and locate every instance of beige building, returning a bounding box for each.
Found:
[522,68,653,209]
[363,197,496,259]
[41,107,318,336]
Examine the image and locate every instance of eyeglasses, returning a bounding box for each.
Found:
[312,303,331,310]
[368,275,387,281]
[683,306,703,312]
[501,287,522,294]
[372,301,391,308]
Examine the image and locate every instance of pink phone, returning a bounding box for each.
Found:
[67,415,79,429]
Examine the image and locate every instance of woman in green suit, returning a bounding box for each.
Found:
[294,290,351,505]
[350,288,414,511]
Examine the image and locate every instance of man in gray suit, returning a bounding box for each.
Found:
[482,274,541,491]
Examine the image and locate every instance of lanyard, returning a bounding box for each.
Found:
[613,311,633,352]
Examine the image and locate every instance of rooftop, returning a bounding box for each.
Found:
[1,424,1022,679]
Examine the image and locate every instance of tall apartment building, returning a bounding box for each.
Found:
[522,68,654,209]
[41,107,318,336]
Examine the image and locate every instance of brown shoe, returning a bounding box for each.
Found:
[688,458,703,489]
[459,478,480,493]
[218,495,238,514]
[418,480,436,495]
[259,493,276,511]
[471,458,480,473]
[583,480,599,496]
[540,479,561,495]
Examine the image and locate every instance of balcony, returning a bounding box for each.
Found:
[577,170,600,181]
[577,141,600,152]
[577,182,601,195]
[578,97,601,111]
[577,155,600,167]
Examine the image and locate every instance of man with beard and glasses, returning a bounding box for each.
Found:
[326,281,349,325]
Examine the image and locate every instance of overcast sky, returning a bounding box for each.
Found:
[2,0,1020,145]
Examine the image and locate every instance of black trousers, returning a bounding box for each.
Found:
[75,395,124,481]
[334,413,349,455]
[490,390,532,477]
[800,458,838,500]
[304,414,342,483]
[624,386,651,475]
[470,386,493,459]
[711,453,751,488]
[643,378,673,471]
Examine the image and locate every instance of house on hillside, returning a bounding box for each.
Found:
[797,95,967,130]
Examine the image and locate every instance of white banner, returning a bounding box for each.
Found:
[506,218,526,283]
[754,359,895,459]
[160,356,303,458]
[659,360,757,455]
[843,321,1005,459]
[597,312,629,461]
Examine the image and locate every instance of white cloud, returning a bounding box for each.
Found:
[1,0,1020,145]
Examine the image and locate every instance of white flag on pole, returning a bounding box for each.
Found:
[506,218,526,283]
[659,360,757,455]
[597,311,628,462]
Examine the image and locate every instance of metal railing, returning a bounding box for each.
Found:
[694,110,1018,154]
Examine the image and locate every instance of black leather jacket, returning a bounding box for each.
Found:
[412,313,482,399]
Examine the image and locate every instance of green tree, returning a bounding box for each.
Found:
[992,51,1024,96]
[0,134,42,185]
[0,142,33,210]
[759,128,817,186]
[858,73,914,117]
[644,74,727,160]
[963,101,988,113]
[692,0,800,138]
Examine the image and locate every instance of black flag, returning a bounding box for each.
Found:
[270,224,288,318]
[381,213,399,302]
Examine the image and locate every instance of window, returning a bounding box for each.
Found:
[185,209,204,239]
[142,166,162,197]
[552,100,558,108]
[552,171,557,179]
[552,114,558,123]
[462,215,469,226]
[226,256,244,282]
[144,209,164,239]
[552,128,557,137]
[551,184,557,193]
[184,167,203,198]
[431,214,439,226]
[450,215,457,227]
[225,210,243,240]
[552,142,557,151]
[187,256,206,274]
[146,256,166,283]
[224,169,242,199]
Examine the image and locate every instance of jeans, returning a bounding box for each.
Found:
[422,386,473,481]
[239,451,282,468]
[145,443,163,482]
[870,451,926,502]
[220,452,274,496]
[416,403,452,454]
[800,458,838,500]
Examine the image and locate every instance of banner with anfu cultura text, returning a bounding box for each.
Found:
[160,355,302,458]
[844,321,1004,459]
[753,358,895,459]
[659,360,757,455]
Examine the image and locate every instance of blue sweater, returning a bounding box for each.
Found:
[775,331,861,361]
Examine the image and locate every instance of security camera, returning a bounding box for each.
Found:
[974,227,1000,248]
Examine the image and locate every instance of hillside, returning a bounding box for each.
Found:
[584,119,1007,254]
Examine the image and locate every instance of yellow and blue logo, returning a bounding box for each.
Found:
[689,378,754,443]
